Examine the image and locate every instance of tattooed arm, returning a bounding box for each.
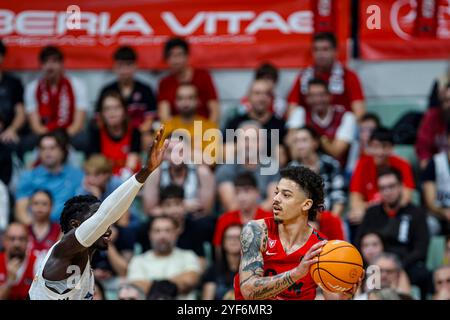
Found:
[239,220,326,300]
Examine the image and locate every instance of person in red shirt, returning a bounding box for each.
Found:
[235,166,363,300]
[286,78,357,165]
[88,91,141,179]
[287,32,365,121]
[28,190,61,258]
[0,223,38,300]
[416,84,450,170]
[158,37,219,123]
[213,171,272,249]
[349,128,416,227]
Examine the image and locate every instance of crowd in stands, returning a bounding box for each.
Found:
[0,32,449,300]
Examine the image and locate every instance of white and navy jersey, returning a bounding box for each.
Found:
[28,242,94,300]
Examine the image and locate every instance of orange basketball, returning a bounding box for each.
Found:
[310,240,364,293]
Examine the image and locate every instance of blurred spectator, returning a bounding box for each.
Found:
[0,115,13,186]
[0,40,26,148]
[238,63,287,119]
[28,190,61,258]
[286,78,357,164]
[118,282,145,300]
[127,216,202,300]
[92,217,135,290]
[286,126,346,216]
[138,185,215,269]
[428,59,450,109]
[213,172,271,250]
[359,231,385,266]
[367,288,401,300]
[225,79,286,157]
[93,279,106,300]
[78,154,122,201]
[349,128,415,226]
[158,37,219,123]
[202,224,241,300]
[143,139,215,216]
[15,132,83,224]
[162,83,218,156]
[372,253,412,296]
[95,46,156,133]
[89,91,141,179]
[432,265,450,300]
[24,46,88,152]
[356,168,430,298]
[346,113,381,175]
[216,121,279,212]
[0,180,10,234]
[0,223,38,300]
[310,211,345,241]
[422,126,450,235]
[287,32,365,120]
[416,84,450,169]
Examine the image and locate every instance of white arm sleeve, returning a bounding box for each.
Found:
[75,175,143,247]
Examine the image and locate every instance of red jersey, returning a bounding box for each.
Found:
[0,252,37,300]
[158,68,218,119]
[350,154,416,202]
[28,223,61,256]
[318,211,345,241]
[287,63,364,111]
[234,217,326,300]
[306,105,347,140]
[212,207,272,247]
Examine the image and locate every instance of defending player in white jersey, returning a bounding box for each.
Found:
[28,126,168,300]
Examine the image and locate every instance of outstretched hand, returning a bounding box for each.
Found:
[136,125,169,183]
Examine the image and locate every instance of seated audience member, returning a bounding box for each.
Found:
[28,190,61,258]
[202,224,242,300]
[371,253,412,296]
[127,216,202,300]
[143,139,215,216]
[92,214,135,290]
[367,288,402,300]
[89,91,141,179]
[78,154,122,201]
[359,231,385,266]
[416,84,450,169]
[96,46,156,133]
[427,59,450,109]
[422,126,450,235]
[286,78,357,165]
[24,46,88,151]
[162,83,218,156]
[93,280,106,300]
[138,185,215,268]
[225,79,286,156]
[0,40,26,148]
[0,223,38,300]
[310,211,345,241]
[213,172,272,250]
[349,128,415,226]
[216,121,279,212]
[15,132,83,224]
[356,168,430,298]
[238,63,287,119]
[118,282,146,300]
[158,37,219,123]
[286,126,346,216]
[432,265,450,300]
[287,32,365,120]
[346,113,381,175]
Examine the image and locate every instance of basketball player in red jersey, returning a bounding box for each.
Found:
[235,166,362,300]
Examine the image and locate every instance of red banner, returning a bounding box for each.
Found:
[0,0,350,70]
[360,0,450,60]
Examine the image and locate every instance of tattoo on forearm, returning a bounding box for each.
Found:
[239,221,296,299]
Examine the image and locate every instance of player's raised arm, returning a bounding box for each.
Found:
[54,126,169,257]
[239,220,326,300]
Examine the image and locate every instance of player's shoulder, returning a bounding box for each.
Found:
[311,228,327,242]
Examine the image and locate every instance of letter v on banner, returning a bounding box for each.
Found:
[312,0,336,33]
[414,0,438,38]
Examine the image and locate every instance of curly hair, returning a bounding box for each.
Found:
[60,195,100,233]
[280,166,325,221]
